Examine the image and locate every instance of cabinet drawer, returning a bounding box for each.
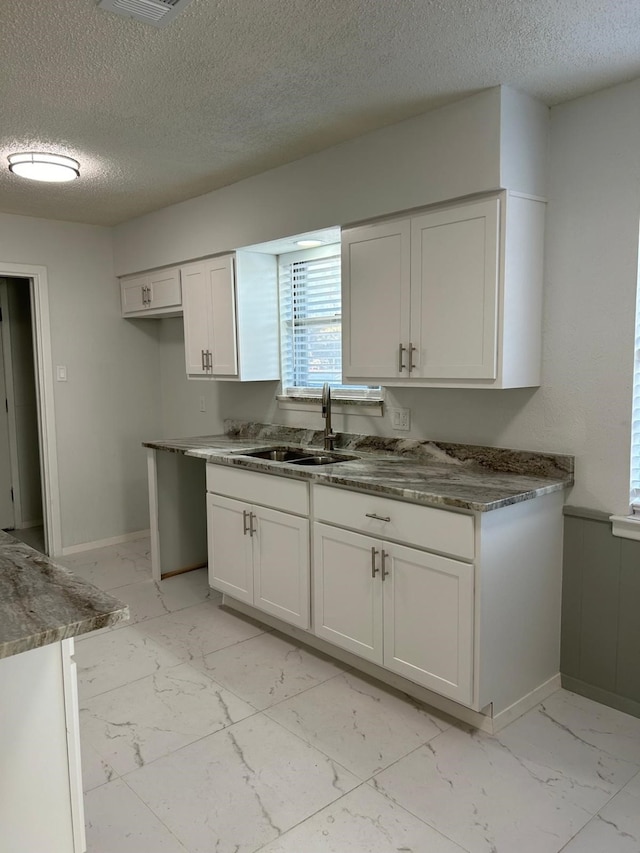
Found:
[313,485,474,560]
[207,465,309,515]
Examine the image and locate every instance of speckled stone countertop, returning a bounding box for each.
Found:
[0,531,128,660]
[144,421,574,513]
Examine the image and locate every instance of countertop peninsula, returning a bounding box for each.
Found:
[0,530,128,659]
[144,421,574,513]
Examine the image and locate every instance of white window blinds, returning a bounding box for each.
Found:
[279,250,380,398]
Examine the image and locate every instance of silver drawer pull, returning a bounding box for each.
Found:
[371,546,379,578]
[242,509,250,535]
[381,549,389,580]
[365,512,391,522]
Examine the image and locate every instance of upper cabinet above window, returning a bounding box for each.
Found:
[342,191,545,389]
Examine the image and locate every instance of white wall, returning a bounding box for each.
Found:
[114,87,548,276]
[145,79,640,517]
[157,318,224,438]
[266,78,640,515]
[0,213,162,548]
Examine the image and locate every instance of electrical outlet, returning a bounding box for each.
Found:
[199,396,206,413]
[390,407,410,431]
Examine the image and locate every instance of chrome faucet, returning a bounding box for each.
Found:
[321,382,337,451]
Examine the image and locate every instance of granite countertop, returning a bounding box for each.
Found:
[144,421,574,513]
[0,531,128,660]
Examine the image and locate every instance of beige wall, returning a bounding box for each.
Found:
[0,213,162,548]
[138,79,640,516]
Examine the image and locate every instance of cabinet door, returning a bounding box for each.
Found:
[207,255,238,376]
[207,494,253,603]
[342,220,411,381]
[148,267,181,310]
[121,275,147,314]
[313,523,383,664]
[410,197,499,380]
[253,507,310,629]
[382,542,474,705]
[182,262,211,376]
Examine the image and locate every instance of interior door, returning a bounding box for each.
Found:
[0,315,15,528]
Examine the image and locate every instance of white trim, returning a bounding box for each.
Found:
[60,638,86,853]
[61,528,150,556]
[490,673,561,733]
[277,396,384,417]
[147,447,162,581]
[610,514,640,541]
[0,263,61,556]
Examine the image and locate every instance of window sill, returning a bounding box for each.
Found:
[610,514,640,541]
[276,395,384,417]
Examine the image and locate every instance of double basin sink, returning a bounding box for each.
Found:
[239,446,357,467]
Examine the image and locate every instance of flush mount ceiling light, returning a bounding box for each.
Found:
[296,240,324,248]
[8,152,80,183]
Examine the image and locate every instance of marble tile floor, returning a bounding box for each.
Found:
[64,537,640,853]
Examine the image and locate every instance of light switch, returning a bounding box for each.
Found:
[390,407,410,431]
[56,365,67,382]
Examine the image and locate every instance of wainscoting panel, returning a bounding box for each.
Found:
[561,506,640,718]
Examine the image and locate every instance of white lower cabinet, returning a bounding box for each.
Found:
[0,638,86,852]
[207,492,310,629]
[313,523,474,705]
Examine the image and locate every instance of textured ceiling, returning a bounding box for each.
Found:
[1,0,639,227]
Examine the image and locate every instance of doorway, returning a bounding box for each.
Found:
[0,278,44,549]
[0,263,61,556]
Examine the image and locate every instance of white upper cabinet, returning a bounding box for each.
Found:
[121,267,182,317]
[181,250,280,382]
[342,191,544,388]
[342,220,411,380]
[410,197,499,381]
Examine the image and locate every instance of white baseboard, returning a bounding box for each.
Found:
[491,674,562,732]
[61,529,151,556]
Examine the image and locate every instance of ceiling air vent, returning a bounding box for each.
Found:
[98,0,195,28]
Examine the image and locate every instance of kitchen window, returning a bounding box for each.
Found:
[278,245,381,401]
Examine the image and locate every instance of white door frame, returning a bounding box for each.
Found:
[0,263,61,556]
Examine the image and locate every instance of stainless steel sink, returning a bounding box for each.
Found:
[241,446,356,465]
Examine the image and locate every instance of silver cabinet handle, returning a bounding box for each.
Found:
[206,350,212,372]
[371,546,379,578]
[365,513,391,522]
[249,511,256,537]
[408,342,417,373]
[147,285,152,305]
[398,343,406,372]
[201,349,206,371]
[381,549,389,580]
[242,509,250,535]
